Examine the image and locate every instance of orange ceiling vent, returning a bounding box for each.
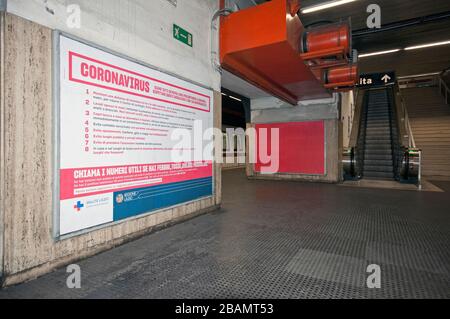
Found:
[220,0,331,105]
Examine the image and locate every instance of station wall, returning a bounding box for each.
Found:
[0,0,222,286]
[6,0,220,91]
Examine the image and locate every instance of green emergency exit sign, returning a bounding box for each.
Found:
[173,24,193,47]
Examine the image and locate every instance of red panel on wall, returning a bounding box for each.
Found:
[255,121,325,175]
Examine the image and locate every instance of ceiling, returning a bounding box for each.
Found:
[222,0,450,98]
[300,0,450,30]
[222,70,269,99]
[299,0,450,52]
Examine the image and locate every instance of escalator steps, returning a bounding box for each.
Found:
[361,90,396,180]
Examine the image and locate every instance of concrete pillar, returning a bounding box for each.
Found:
[247,95,343,183]
[0,10,5,282]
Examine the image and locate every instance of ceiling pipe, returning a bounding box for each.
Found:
[211,8,235,74]
[353,11,450,38]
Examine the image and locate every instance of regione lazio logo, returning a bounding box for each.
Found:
[73,201,85,212]
[116,194,124,204]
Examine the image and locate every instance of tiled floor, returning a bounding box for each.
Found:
[1,169,449,299]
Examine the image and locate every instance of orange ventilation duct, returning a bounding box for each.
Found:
[300,22,351,61]
[324,64,358,90]
[299,20,358,91]
[220,0,331,105]
[219,0,358,104]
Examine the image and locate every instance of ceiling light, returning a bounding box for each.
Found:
[358,49,401,58]
[405,40,450,51]
[397,72,440,79]
[229,95,242,102]
[301,0,358,14]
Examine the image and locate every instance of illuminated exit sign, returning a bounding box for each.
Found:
[358,71,396,87]
[173,24,193,47]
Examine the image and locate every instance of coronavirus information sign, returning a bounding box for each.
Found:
[56,34,214,236]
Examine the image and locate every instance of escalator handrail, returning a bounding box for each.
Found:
[391,84,422,186]
[393,83,416,148]
[355,91,370,177]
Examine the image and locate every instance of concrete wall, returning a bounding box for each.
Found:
[222,155,246,170]
[251,95,340,122]
[341,91,355,148]
[247,95,343,183]
[7,0,220,91]
[222,125,246,170]
[0,6,222,286]
[0,11,4,279]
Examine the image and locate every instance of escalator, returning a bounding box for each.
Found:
[344,86,421,184]
[359,88,398,180]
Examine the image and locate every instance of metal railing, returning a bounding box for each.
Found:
[388,87,402,181]
[395,87,416,149]
[393,84,422,189]
[438,75,450,106]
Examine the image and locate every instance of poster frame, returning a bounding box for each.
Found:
[52,30,215,241]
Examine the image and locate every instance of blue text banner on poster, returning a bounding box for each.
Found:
[113,177,213,221]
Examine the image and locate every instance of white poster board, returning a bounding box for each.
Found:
[57,34,214,236]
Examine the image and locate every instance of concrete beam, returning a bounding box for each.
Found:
[251,99,340,124]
